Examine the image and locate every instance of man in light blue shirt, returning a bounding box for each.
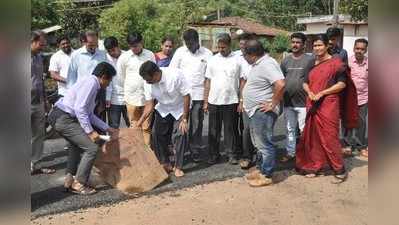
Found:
[67,31,107,86]
[50,62,118,195]
[67,30,107,121]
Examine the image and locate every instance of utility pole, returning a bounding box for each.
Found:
[217,8,221,20]
[333,0,340,27]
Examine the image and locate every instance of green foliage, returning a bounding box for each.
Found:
[99,0,214,52]
[340,0,368,22]
[31,0,59,30]
[56,0,103,38]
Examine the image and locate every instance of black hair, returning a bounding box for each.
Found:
[354,38,368,47]
[183,29,199,42]
[313,34,329,46]
[92,62,116,79]
[161,36,174,44]
[326,27,341,39]
[127,32,143,45]
[31,30,45,42]
[104,36,119,50]
[290,32,307,43]
[79,32,86,43]
[81,30,98,42]
[217,33,231,45]
[238,32,255,41]
[139,61,161,79]
[56,35,70,44]
[244,39,265,56]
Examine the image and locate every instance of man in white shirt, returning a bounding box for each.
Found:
[103,36,130,128]
[203,33,243,165]
[235,33,256,169]
[49,35,74,98]
[169,29,212,162]
[118,32,156,146]
[137,61,191,178]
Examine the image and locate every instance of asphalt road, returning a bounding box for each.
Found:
[31,114,296,219]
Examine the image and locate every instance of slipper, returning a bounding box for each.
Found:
[31,167,56,175]
[342,147,352,157]
[305,173,317,178]
[332,171,348,184]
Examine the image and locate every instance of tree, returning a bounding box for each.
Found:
[31,0,59,30]
[340,0,368,21]
[56,0,103,38]
[99,0,214,51]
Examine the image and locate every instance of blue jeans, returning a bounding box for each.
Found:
[284,106,306,157]
[249,110,277,177]
[108,104,130,128]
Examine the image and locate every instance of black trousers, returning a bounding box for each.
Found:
[208,103,239,158]
[189,100,204,155]
[152,110,188,169]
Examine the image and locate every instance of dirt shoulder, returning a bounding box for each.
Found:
[33,158,368,225]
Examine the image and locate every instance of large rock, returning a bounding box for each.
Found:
[94,128,168,194]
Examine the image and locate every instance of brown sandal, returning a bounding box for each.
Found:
[70,181,97,195]
[332,171,348,184]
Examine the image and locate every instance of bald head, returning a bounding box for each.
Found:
[243,39,265,64]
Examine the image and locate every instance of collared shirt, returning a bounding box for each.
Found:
[349,55,368,105]
[205,52,242,105]
[144,67,191,120]
[234,50,251,80]
[66,47,107,88]
[106,51,126,105]
[118,49,155,106]
[169,46,213,101]
[55,75,109,134]
[243,54,285,117]
[31,53,44,105]
[48,49,74,96]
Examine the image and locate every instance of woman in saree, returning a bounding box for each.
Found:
[296,34,358,183]
[155,36,174,67]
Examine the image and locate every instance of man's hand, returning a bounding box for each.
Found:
[88,131,100,142]
[106,100,111,108]
[237,102,244,113]
[203,102,209,113]
[259,101,274,112]
[107,127,119,140]
[179,118,189,134]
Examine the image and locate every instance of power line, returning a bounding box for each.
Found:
[56,4,114,11]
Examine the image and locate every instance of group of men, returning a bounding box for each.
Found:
[30,26,368,193]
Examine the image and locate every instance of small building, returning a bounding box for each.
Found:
[297,14,368,54]
[189,16,289,52]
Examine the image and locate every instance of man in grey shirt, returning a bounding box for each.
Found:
[242,40,285,187]
[31,30,55,174]
[280,32,314,162]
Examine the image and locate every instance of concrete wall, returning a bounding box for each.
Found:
[305,23,368,37]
